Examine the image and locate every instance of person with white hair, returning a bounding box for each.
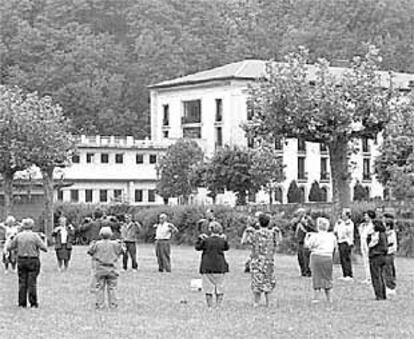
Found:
[52,216,75,272]
[153,213,179,272]
[305,217,337,303]
[87,227,124,309]
[1,216,20,274]
[6,218,47,308]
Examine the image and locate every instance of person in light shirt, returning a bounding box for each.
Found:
[1,216,20,274]
[305,217,337,304]
[358,210,376,284]
[52,216,75,272]
[334,208,355,281]
[153,213,178,272]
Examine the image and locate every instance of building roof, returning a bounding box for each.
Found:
[149,59,414,90]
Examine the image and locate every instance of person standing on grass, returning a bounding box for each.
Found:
[1,216,20,274]
[383,215,397,296]
[52,216,75,272]
[358,210,376,284]
[292,208,314,277]
[367,219,388,300]
[305,217,337,304]
[195,221,229,308]
[197,208,216,235]
[334,208,354,281]
[121,214,142,271]
[241,212,262,273]
[87,227,124,309]
[6,218,47,308]
[242,213,278,308]
[154,213,178,272]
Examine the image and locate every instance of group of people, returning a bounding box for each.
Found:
[0,206,399,310]
[291,207,398,303]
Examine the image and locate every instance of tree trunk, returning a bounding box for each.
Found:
[41,167,55,245]
[329,137,351,219]
[2,171,14,216]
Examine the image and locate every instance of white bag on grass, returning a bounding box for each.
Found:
[190,278,203,291]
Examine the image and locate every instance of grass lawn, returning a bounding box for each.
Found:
[1,244,414,339]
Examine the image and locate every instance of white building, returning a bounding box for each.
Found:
[149,60,414,204]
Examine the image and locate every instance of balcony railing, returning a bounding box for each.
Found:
[320,172,330,182]
[298,173,308,182]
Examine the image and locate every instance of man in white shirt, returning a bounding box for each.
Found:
[154,213,178,272]
[334,208,354,281]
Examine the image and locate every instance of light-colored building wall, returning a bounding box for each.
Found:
[150,80,385,205]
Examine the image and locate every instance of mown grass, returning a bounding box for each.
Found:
[1,245,414,339]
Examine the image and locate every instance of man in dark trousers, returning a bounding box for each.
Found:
[121,214,142,271]
[292,208,314,277]
[7,218,47,308]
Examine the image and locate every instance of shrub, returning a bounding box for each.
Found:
[287,180,303,203]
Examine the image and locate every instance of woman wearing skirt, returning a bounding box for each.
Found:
[305,217,337,303]
[52,216,75,271]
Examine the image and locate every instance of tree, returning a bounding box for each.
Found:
[249,142,285,205]
[353,181,369,201]
[22,91,76,240]
[375,93,414,200]
[0,86,32,215]
[156,139,204,204]
[205,145,260,205]
[245,46,404,215]
[287,180,303,203]
[308,180,324,202]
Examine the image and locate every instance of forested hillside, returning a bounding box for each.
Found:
[1,0,413,138]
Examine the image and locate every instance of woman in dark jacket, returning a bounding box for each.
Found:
[368,220,388,300]
[195,221,229,308]
[52,216,75,271]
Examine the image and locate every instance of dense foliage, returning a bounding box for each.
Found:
[1,0,413,138]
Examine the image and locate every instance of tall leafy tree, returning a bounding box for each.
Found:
[205,145,260,205]
[249,142,285,205]
[245,46,405,215]
[0,86,32,215]
[156,139,204,204]
[21,91,76,240]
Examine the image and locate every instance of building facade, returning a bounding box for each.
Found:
[149,60,414,204]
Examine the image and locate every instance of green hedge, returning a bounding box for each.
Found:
[46,202,414,257]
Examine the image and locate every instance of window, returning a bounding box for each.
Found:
[163,130,169,138]
[321,187,328,202]
[363,158,371,180]
[148,189,156,202]
[114,189,122,200]
[135,189,143,202]
[247,137,254,148]
[163,104,169,126]
[362,137,370,153]
[101,153,109,164]
[182,100,201,123]
[275,138,283,151]
[149,154,157,164]
[86,153,94,163]
[72,155,80,164]
[136,154,144,164]
[57,190,64,201]
[215,99,223,122]
[298,139,306,153]
[320,157,329,181]
[215,127,223,148]
[275,187,283,203]
[299,186,306,202]
[248,190,256,203]
[320,143,328,154]
[115,153,123,164]
[85,189,93,203]
[183,127,201,139]
[100,189,108,202]
[70,189,79,202]
[298,157,306,180]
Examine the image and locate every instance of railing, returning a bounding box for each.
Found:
[181,116,201,124]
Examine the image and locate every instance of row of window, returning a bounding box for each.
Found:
[72,153,158,165]
[58,189,157,203]
[297,156,371,182]
[162,99,223,127]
